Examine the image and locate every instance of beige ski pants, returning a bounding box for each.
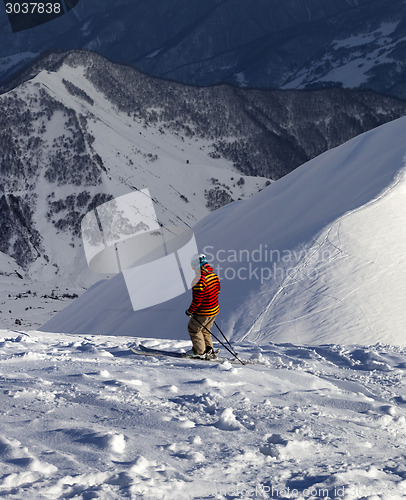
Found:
[188,314,217,354]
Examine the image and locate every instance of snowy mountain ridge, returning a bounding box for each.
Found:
[2,0,406,98]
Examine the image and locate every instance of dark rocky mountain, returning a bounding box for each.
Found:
[1,0,406,97]
[1,49,406,281]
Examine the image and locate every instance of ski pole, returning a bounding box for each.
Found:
[214,320,238,355]
[192,315,245,365]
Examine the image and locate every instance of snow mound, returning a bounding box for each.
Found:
[259,433,317,461]
[214,408,243,431]
[0,434,57,489]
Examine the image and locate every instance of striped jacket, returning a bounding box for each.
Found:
[187,264,220,317]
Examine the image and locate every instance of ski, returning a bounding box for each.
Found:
[9,329,31,338]
[130,345,184,359]
[129,344,241,364]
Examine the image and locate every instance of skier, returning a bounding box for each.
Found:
[185,253,220,359]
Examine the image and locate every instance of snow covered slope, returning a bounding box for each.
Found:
[42,115,406,346]
[1,330,406,498]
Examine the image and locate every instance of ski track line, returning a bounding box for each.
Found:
[242,165,406,342]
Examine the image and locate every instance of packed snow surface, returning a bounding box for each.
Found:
[1,329,406,499]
